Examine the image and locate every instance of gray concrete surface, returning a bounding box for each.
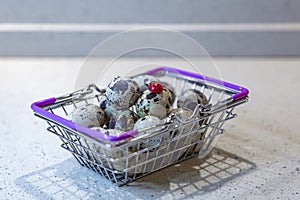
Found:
[0,57,299,199]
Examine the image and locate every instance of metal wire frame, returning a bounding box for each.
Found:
[32,71,248,186]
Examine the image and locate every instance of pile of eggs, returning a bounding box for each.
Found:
[70,74,209,150]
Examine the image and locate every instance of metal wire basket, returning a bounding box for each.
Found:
[31,67,249,186]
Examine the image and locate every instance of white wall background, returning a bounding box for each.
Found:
[0,0,299,56]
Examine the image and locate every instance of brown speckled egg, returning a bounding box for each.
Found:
[109,109,138,131]
[178,89,208,112]
[93,127,145,175]
[169,108,204,160]
[170,108,199,134]
[134,115,161,130]
[161,81,176,103]
[135,87,174,119]
[133,116,168,150]
[70,104,108,128]
[106,76,141,108]
[91,127,134,171]
[98,95,118,118]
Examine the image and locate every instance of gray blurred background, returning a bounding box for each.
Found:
[1,0,300,57]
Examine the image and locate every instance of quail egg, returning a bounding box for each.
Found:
[106,76,141,108]
[94,127,145,175]
[168,108,202,161]
[161,81,176,103]
[133,116,168,150]
[98,95,118,118]
[70,104,108,128]
[135,83,174,119]
[109,109,138,131]
[178,89,208,111]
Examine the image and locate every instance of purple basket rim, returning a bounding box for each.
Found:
[146,66,249,101]
[31,100,139,142]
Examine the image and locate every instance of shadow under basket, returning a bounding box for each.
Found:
[31,66,249,186]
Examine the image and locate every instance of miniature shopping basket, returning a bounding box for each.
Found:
[31,66,249,186]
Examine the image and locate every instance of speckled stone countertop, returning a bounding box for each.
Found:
[0,57,299,200]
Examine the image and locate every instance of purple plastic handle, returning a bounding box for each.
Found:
[31,99,138,142]
[31,67,248,143]
[147,66,249,101]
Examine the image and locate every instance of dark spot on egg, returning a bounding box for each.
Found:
[146,93,157,99]
[168,96,172,104]
[130,86,135,93]
[111,80,128,93]
[104,130,110,135]
[100,99,107,109]
[153,98,159,102]
[141,117,146,121]
[109,117,116,129]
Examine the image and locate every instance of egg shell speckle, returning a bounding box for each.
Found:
[134,115,161,130]
[169,108,205,160]
[70,104,108,128]
[161,81,176,103]
[106,77,141,108]
[178,89,208,112]
[109,109,138,131]
[170,108,199,134]
[135,87,174,119]
[98,95,118,118]
[133,116,168,150]
[93,127,144,175]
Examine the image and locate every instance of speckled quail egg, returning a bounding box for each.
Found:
[98,95,118,118]
[178,89,209,127]
[132,74,160,92]
[91,127,126,163]
[81,127,114,165]
[166,108,197,159]
[169,108,199,135]
[106,76,141,108]
[109,109,138,131]
[178,89,208,111]
[134,115,161,130]
[93,127,145,175]
[169,108,204,160]
[133,116,168,150]
[91,127,122,136]
[70,104,108,128]
[135,84,174,119]
[161,81,176,103]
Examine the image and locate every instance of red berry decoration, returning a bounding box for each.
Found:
[148,82,163,93]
